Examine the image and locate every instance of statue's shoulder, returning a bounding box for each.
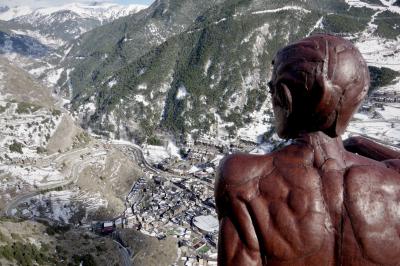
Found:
[217,153,272,186]
[217,143,313,184]
[344,162,400,265]
[215,153,273,205]
[215,144,315,210]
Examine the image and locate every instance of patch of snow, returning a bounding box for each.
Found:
[252,6,311,15]
[213,18,226,25]
[147,23,166,44]
[249,142,276,155]
[143,139,181,164]
[138,83,147,90]
[376,105,400,120]
[24,189,107,223]
[353,113,370,121]
[108,78,117,88]
[347,120,400,145]
[0,164,64,187]
[345,0,400,14]
[166,139,181,159]
[176,85,188,100]
[60,44,73,62]
[11,29,65,49]
[355,37,400,72]
[134,94,149,106]
[143,145,170,164]
[80,101,96,117]
[0,5,33,21]
[188,165,202,174]
[20,2,147,22]
[307,16,324,36]
[46,68,63,85]
[204,59,212,75]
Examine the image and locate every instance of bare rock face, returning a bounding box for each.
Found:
[119,228,179,266]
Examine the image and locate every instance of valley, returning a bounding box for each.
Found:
[0,0,399,265]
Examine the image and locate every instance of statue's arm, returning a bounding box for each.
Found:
[344,136,400,161]
[215,155,263,265]
[344,136,400,172]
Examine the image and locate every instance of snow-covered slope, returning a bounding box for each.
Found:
[0,2,147,22]
[0,2,147,48]
[0,5,33,21]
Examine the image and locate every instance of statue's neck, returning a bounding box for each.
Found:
[294,131,347,170]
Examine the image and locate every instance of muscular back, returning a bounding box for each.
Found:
[215,132,400,265]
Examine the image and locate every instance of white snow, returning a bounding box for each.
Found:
[213,18,226,25]
[108,78,117,88]
[376,105,400,120]
[204,59,212,75]
[28,65,47,77]
[188,165,202,174]
[138,83,147,90]
[46,68,63,85]
[307,16,324,36]
[143,145,170,164]
[353,113,370,121]
[60,45,73,62]
[80,101,96,117]
[251,6,311,15]
[0,5,33,21]
[210,154,224,166]
[143,139,181,164]
[345,0,400,14]
[23,189,108,223]
[237,121,271,144]
[10,2,147,22]
[176,85,188,100]
[134,94,149,106]
[355,37,400,72]
[11,29,65,49]
[0,164,64,187]
[147,23,167,44]
[166,140,181,159]
[347,120,400,145]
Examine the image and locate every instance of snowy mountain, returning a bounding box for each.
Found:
[0,0,398,149]
[0,5,33,21]
[0,2,147,47]
[0,2,147,22]
[7,2,147,23]
[0,30,50,57]
[55,0,399,147]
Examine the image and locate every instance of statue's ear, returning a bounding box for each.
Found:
[281,83,293,117]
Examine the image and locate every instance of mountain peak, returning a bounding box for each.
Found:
[0,5,33,21]
[0,2,148,22]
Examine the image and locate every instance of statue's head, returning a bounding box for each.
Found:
[269,34,370,139]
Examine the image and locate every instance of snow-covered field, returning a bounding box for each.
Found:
[0,2,147,23]
[143,140,181,164]
[343,0,400,146]
[18,189,107,223]
[0,103,62,159]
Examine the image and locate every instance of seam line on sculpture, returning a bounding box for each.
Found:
[244,200,268,262]
[342,168,365,261]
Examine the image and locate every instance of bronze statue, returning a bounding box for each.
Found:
[215,34,400,265]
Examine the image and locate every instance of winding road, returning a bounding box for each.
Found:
[4,148,105,216]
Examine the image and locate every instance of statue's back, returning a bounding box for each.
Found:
[215,34,400,266]
[216,134,400,265]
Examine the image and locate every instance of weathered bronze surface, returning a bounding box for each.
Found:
[215,34,400,265]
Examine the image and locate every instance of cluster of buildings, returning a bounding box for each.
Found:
[120,165,219,264]
[370,90,400,103]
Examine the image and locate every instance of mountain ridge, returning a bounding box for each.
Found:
[0,2,147,48]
